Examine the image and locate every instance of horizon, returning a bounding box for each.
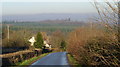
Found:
[2,13,98,22]
[1,2,98,22]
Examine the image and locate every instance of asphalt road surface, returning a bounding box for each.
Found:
[30,52,69,67]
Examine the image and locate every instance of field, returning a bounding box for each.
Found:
[2,20,86,34]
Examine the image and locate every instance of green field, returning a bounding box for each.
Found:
[2,21,86,33]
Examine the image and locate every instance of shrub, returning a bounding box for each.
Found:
[67,27,120,66]
[2,30,31,48]
[60,40,66,51]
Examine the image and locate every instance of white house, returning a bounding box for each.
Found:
[28,36,51,48]
[44,40,51,49]
[28,36,36,46]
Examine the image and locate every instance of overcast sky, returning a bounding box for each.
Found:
[1,0,118,15]
[1,2,99,15]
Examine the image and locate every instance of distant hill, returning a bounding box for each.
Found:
[2,13,98,22]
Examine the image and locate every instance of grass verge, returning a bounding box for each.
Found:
[67,53,81,67]
[16,53,50,66]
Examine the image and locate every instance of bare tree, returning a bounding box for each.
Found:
[91,0,119,39]
[89,0,120,66]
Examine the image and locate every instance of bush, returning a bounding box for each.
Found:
[60,40,66,51]
[67,27,120,66]
[2,30,31,48]
[85,34,120,65]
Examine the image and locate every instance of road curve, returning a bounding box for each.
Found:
[30,52,69,66]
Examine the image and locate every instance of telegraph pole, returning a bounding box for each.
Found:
[7,25,10,42]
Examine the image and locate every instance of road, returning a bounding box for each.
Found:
[30,52,69,67]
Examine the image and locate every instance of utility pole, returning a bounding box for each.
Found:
[7,25,10,42]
